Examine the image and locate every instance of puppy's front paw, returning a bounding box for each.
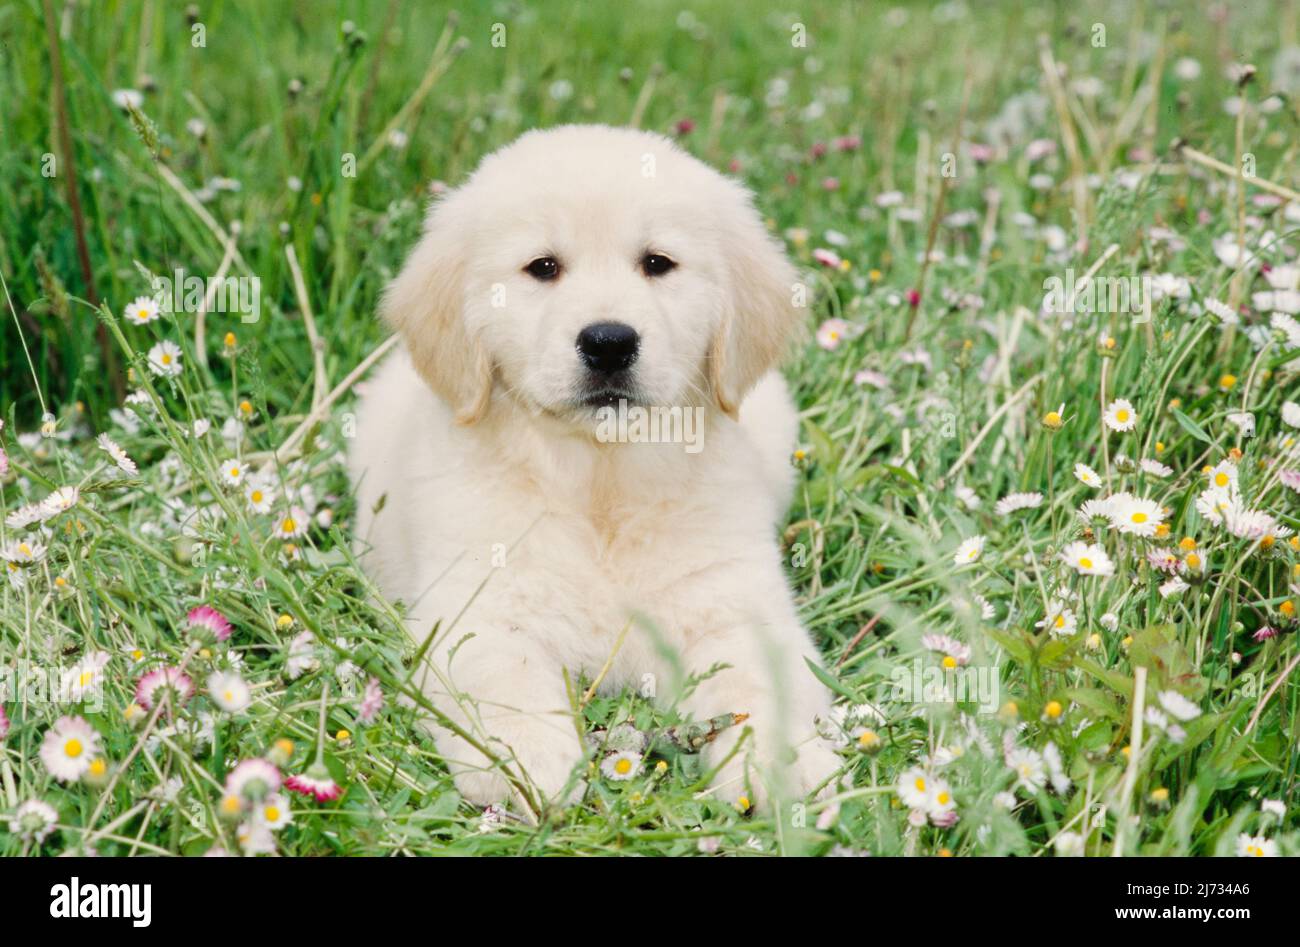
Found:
[787,740,843,800]
[443,719,587,811]
[700,737,842,811]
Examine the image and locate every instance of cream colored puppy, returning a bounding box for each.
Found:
[349,125,838,810]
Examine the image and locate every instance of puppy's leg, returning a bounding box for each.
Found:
[679,595,840,809]
[414,623,586,811]
[738,371,800,519]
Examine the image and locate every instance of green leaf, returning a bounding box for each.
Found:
[804,657,857,700]
[1170,406,1213,445]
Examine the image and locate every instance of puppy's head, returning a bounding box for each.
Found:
[383,124,798,426]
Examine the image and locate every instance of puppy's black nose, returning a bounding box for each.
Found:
[576,322,639,374]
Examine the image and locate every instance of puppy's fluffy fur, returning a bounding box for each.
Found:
[349,125,837,808]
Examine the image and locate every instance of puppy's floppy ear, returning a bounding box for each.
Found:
[381,194,492,425]
[709,190,801,419]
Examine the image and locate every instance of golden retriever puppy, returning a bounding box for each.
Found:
[349,124,838,810]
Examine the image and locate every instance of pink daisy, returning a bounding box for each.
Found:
[1280,470,1300,494]
[135,666,195,711]
[357,676,383,725]
[285,763,342,802]
[0,704,9,740]
[186,604,233,642]
[1147,548,1184,575]
[1254,626,1280,642]
[226,758,282,802]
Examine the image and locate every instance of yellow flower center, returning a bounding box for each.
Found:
[138,309,148,319]
[64,738,83,758]
[223,690,236,702]
[914,777,926,792]
[1214,473,1229,487]
[1079,557,1093,569]
[281,518,296,533]
[265,806,280,822]
[1044,700,1063,719]
[1185,553,1201,569]
[1131,512,1147,524]
[942,655,957,669]
[1054,615,1066,628]
[936,791,950,805]
[251,490,263,503]
[161,353,172,365]
[89,758,107,776]
[1116,409,1129,422]
[229,466,240,478]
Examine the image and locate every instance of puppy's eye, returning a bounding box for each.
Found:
[525,257,560,281]
[640,253,677,277]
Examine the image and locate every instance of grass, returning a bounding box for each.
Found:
[1,0,1299,856]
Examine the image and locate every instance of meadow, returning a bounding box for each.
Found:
[1,0,1299,856]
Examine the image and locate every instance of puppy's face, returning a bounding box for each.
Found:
[384,126,798,427]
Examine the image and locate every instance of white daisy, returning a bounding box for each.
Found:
[1203,297,1239,325]
[285,631,319,680]
[60,651,110,702]
[1074,462,1102,487]
[1157,690,1201,721]
[255,794,293,831]
[1205,460,1239,491]
[5,503,44,530]
[95,433,138,475]
[0,536,47,567]
[896,767,932,809]
[1060,541,1114,576]
[1103,398,1138,432]
[40,715,101,783]
[1282,401,1300,429]
[1195,486,1236,524]
[1077,496,1114,524]
[245,480,276,514]
[1107,494,1164,537]
[1222,502,1290,542]
[1036,601,1078,637]
[273,507,309,539]
[8,799,59,843]
[40,486,80,519]
[995,492,1043,516]
[1159,576,1188,599]
[600,751,643,781]
[123,295,160,326]
[952,535,985,566]
[219,459,245,487]
[1140,458,1173,478]
[1236,834,1277,857]
[1006,747,1046,793]
[208,671,251,713]
[921,633,971,667]
[147,340,183,377]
